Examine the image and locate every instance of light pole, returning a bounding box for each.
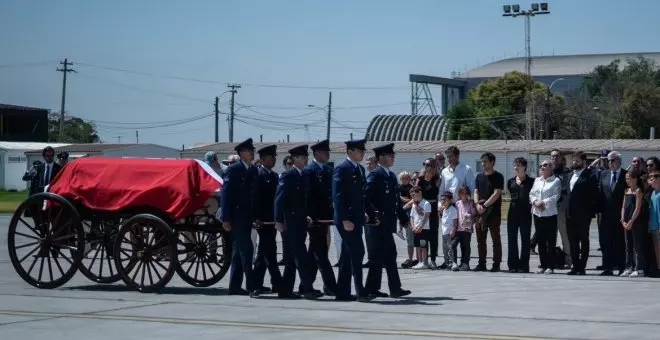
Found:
[503,3,550,143]
[543,78,564,140]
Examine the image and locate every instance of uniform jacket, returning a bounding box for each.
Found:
[365,165,409,233]
[220,161,259,224]
[274,168,309,229]
[304,160,333,221]
[256,166,278,222]
[332,158,366,227]
[566,167,599,219]
[22,162,62,196]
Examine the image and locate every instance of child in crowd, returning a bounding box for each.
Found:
[440,191,458,271]
[453,186,475,271]
[621,170,648,277]
[410,186,431,269]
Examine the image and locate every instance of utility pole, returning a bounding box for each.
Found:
[326,92,332,141]
[227,84,241,143]
[135,130,139,144]
[117,136,121,143]
[502,2,550,146]
[214,96,219,143]
[56,58,76,142]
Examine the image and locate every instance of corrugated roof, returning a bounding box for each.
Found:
[460,52,660,78]
[0,103,50,112]
[366,115,448,141]
[0,142,71,151]
[182,139,660,155]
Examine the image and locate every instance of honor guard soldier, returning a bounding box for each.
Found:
[253,144,283,294]
[221,138,261,297]
[298,140,337,296]
[365,143,412,298]
[274,145,323,299]
[332,139,374,302]
[57,151,69,167]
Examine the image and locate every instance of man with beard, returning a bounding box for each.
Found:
[566,152,599,275]
[364,143,411,298]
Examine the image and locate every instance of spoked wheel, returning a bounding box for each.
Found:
[78,218,121,283]
[113,214,175,293]
[7,192,84,289]
[174,230,232,287]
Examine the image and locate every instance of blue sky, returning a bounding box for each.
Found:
[1,0,659,149]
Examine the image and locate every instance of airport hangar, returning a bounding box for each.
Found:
[367,52,660,144]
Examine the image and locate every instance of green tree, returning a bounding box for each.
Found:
[48,113,100,143]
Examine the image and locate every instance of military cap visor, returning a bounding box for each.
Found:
[289,145,309,157]
[257,144,277,157]
[345,139,366,151]
[234,138,255,152]
[310,139,331,152]
[373,143,395,157]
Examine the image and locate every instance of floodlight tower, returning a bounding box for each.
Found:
[502,3,550,141]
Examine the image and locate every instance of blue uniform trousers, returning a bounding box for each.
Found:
[299,223,337,293]
[253,227,282,291]
[336,224,367,298]
[229,222,255,292]
[365,226,401,294]
[281,225,314,294]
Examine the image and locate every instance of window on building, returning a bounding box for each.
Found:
[475,160,483,174]
[8,156,26,163]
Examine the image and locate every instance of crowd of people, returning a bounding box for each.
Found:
[202,137,660,302]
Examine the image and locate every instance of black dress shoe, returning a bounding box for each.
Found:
[250,290,260,298]
[323,288,336,297]
[390,289,411,298]
[370,291,388,298]
[304,291,324,300]
[489,265,501,272]
[356,295,376,302]
[278,292,301,299]
[600,270,613,276]
[518,268,530,273]
[228,289,249,296]
[473,264,487,272]
[257,286,272,294]
[596,265,604,270]
[567,270,578,275]
[335,295,357,301]
[578,270,586,275]
[508,268,517,273]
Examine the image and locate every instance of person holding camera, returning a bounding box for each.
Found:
[22,146,62,196]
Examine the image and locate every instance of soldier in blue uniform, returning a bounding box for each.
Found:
[221,138,260,297]
[253,144,283,294]
[298,140,337,296]
[332,139,374,302]
[364,143,412,298]
[274,145,324,299]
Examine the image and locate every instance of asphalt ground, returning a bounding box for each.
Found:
[1,214,659,340]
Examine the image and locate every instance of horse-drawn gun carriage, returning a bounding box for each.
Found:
[7,157,232,293]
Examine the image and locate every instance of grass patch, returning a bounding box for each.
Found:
[0,191,28,214]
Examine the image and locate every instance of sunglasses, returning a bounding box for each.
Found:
[647,163,656,167]
[424,163,435,167]
[540,163,550,168]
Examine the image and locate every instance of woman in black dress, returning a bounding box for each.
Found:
[417,158,441,269]
[506,157,535,273]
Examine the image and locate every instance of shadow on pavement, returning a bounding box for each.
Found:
[64,284,230,296]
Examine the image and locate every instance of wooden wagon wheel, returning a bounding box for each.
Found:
[7,192,84,289]
[113,214,175,293]
[174,229,232,287]
[78,218,121,284]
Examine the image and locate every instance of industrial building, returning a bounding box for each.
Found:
[0,104,50,142]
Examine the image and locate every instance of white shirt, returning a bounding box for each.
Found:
[529,175,561,217]
[570,169,583,192]
[441,205,458,235]
[241,160,250,170]
[410,200,431,230]
[438,162,475,202]
[346,157,358,168]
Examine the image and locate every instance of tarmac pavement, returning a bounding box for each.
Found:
[1,214,659,340]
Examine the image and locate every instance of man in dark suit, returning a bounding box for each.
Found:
[22,146,62,196]
[221,138,260,297]
[566,152,599,275]
[332,139,374,302]
[298,140,337,296]
[252,144,282,294]
[597,150,627,276]
[365,143,411,298]
[274,145,323,300]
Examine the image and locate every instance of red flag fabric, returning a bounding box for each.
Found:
[47,157,223,220]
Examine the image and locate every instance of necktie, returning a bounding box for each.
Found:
[44,165,50,186]
[611,171,617,192]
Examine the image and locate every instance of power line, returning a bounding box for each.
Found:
[76,62,408,91]
[90,111,220,125]
[0,60,57,68]
[94,112,215,129]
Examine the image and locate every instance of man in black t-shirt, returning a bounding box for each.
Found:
[473,152,504,272]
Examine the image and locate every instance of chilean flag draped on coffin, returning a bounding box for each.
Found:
[47,157,223,220]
